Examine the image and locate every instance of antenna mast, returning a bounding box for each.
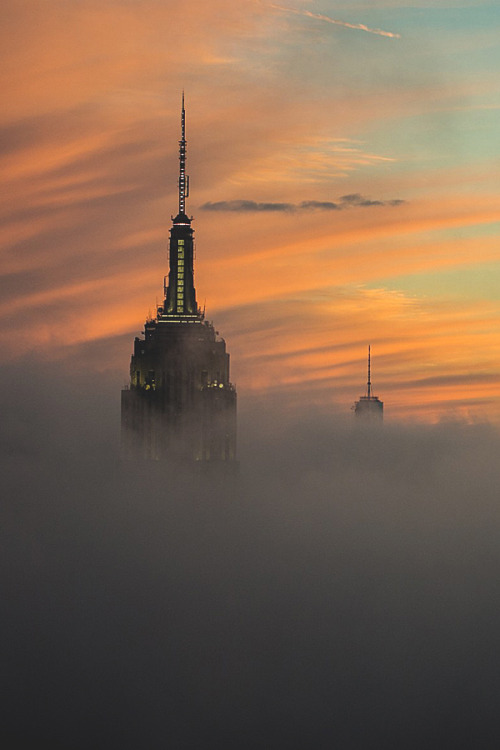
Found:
[367,345,372,399]
[178,92,189,215]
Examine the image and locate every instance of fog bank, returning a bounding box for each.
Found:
[2,363,500,748]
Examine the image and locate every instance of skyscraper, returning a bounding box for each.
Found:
[121,97,237,466]
[354,346,384,420]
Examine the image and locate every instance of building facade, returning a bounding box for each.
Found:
[121,98,237,465]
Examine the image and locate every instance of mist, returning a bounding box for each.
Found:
[2,360,500,748]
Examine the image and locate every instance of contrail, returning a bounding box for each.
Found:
[270,4,401,39]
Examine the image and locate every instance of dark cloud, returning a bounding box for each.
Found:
[299,200,340,210]
[340,194,406,208]
[201,199,296,212]
[340,192,367,204]
[1,360,500,749]
[201,195,406,212]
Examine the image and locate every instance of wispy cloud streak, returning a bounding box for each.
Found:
[201,194,405,212]
[269,4,401,39]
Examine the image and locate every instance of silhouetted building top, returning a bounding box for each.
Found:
[121,96,237,467]
[354,346,383,420]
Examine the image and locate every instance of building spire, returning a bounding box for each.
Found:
[178,92,189,216]
[163,94,197,317]
[367,345,372,399]
[354,345,383,419]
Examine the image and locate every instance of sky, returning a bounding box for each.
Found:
[2,0,500,421]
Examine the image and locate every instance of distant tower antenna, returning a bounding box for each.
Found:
[367,345,372,399]
[178,92,189,215]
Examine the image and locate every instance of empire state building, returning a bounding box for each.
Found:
[121,98,237,466]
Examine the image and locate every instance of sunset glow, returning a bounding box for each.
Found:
[2,0,500,422]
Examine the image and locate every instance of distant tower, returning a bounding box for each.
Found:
[121,96,237,466]
[354,346,383,420]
